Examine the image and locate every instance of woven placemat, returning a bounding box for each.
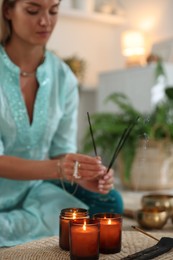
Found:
[0,231,173,260]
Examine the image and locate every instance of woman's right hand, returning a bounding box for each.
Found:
[56,153,106,183]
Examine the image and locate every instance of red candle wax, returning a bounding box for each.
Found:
[59,218,70,250]
[59,208,89,251]
[93,213,122,254]
[100,218,121,253]
[70,220,99,260]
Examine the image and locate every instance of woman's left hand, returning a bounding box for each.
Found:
[98,168,114,194]
[77,169,114,194]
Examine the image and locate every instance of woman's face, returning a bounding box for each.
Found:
[4,0,60,46]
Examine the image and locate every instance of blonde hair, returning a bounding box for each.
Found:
[0,0,16,44]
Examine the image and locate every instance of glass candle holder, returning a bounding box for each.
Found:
[70,219,100,260]
[93,213,122,254]
[59,208,89,251]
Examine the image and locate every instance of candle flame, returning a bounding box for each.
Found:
[83,220,86,231]
[108,219,112,225]
[72,212,76,219]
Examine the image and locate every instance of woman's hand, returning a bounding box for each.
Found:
[98,168,114,194]
[57,153,106,182]
[77,168,115,194]
[56,153,115,194]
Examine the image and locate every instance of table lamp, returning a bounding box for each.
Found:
[121,30,146,67]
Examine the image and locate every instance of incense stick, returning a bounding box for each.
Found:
[86,112,139,172]
[87,112,98,156]
[131,226,159,242]
[106,116,139,173]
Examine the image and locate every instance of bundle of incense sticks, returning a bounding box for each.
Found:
[87,112,139,171]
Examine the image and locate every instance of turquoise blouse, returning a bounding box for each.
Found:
[0,45,88,247]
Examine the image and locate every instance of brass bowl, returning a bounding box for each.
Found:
[136,208,168,229]
[141,194,173,217]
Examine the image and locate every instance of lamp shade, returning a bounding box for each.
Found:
[121,30,146,67]
[122,30,145,57]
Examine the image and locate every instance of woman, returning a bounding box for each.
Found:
[0,0,123,247]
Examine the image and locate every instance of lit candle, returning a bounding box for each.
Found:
[93,213,122,254]
[70,219,100,260]
[59,208,89,251]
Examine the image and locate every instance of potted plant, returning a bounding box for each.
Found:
[82,86,173,190]
[63,55,86,86]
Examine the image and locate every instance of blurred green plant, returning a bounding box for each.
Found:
[82,87,173,182]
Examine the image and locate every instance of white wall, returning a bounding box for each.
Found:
[47,0,173,89]
[47,0,173,148]
[48,16,123,88]
[121,0,173,42]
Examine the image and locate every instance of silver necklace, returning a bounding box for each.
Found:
[20,56,45,77]
[20,71,36,77]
